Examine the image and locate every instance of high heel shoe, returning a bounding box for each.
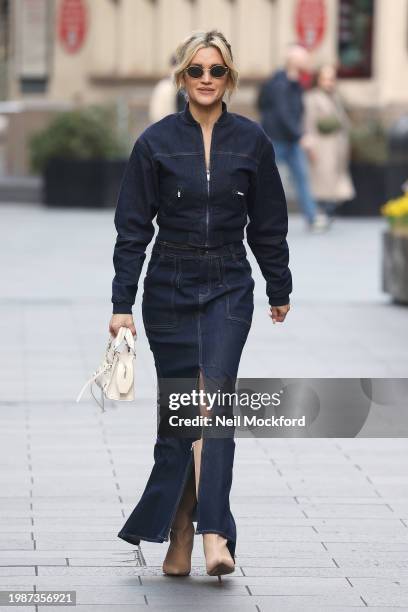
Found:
[203,533,235,577]
[193,439,235,579]
[162,468,196,576]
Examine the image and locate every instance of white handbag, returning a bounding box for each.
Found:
[76,326,136,411]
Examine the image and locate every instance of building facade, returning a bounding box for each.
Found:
[1,0,408,174]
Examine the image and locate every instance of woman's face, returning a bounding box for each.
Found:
[318,66,336,92]
[181,46,229,108]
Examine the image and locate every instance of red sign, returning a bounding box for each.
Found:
[58,0,87,54]
[295,0,326,50]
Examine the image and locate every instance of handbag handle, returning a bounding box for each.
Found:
[115,328,136,394]
[113,326,136,355]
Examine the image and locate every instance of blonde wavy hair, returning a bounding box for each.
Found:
[172,29,239,102]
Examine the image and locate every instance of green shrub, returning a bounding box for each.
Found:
[29,105,128,173]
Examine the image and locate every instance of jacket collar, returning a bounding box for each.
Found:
[180,99,230,126]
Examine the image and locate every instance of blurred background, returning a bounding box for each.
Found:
[0,0,407,212]
[1,4,408,606]
[0,0,407,388]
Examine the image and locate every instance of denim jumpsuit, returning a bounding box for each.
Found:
[111,100,292,561]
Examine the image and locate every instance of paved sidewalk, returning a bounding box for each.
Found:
[1,203,408,610]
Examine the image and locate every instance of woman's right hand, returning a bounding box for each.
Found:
[300,134,317,163]
[109,314,137,338]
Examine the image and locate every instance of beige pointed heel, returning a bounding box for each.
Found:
[203,533,235,577]
[162,468,196,577]
[193,438,235,578]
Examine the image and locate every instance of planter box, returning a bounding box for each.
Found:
[386,161,408,200]
[338,162,386,217]
[382,230,408,304]
[43,158,127,207]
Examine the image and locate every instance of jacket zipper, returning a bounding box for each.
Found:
[198,125,213,247]
[206,169,210,245]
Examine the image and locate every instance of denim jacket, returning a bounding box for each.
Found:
[112,100,292,314]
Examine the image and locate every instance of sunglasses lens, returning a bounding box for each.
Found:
[186,65,228,78]
[211,65,228,77]
[187,66,203,78]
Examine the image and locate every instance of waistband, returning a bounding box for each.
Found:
[154,239,246,258]
[156,227,244,245]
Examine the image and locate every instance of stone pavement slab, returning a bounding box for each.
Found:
[1,205,408,609]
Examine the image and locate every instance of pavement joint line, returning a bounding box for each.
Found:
[1,216,407,606]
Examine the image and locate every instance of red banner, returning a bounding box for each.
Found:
[58,0,87,54]
[295,0,326,50]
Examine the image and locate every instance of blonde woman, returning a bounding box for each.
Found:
[302,63,355,222]
[109,30,292,579]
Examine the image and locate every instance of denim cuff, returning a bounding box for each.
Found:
[112,302,133,315]
[268,296,290,307]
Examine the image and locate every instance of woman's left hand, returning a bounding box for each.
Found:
[269,303,290,324]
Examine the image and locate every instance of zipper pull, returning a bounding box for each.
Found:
[177,188,181,198]
[206,169,210,182]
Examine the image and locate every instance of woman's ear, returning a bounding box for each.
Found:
[180,73,186,92]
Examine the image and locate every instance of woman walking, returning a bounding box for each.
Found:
[109,29,292,579]
[302,63,355,223]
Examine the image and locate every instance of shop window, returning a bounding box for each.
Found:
[337,0,374,78]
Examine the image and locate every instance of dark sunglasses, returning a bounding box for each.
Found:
[185,64,229,79]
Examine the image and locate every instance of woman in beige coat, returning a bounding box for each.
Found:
[302,64,355,222]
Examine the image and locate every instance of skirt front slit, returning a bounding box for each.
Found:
[117,239,254,561]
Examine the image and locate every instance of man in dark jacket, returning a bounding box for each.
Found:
[257,44,328,232]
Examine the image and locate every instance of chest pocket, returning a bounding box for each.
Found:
[230,174,249,216]
[173,185,183,200]
[231,187,247,203]
[161,184,184,215]
[225,154,256,213]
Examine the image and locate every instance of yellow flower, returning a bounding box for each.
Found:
[381,193,408,219]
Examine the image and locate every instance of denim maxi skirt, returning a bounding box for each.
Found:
[117,238,255,561]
